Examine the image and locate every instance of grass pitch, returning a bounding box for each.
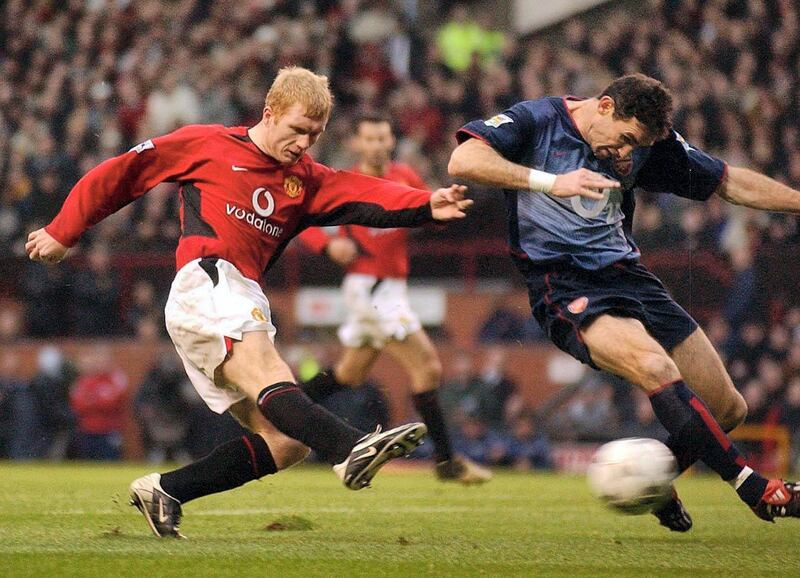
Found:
[1,463,799,577]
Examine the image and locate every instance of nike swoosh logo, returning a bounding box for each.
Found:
[232,165,248,172]
[357,446,378,461]
[157,498,169,524]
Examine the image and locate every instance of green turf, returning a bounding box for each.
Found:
[1,463,798,577]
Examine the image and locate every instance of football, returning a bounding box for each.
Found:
[587,438,678,515]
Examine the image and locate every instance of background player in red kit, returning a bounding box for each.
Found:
[298,116,491,484]
[25,67,473,538]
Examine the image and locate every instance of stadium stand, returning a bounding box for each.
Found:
[2,0,800,472]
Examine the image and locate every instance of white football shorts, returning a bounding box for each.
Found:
[164,257,276,414]
[337,273,422,349]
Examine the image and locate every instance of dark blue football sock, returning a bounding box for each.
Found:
[649,380,767,506]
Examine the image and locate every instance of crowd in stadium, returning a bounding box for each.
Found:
[2,0,800,469]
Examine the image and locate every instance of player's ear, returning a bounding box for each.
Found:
[598,96,615,116]
[263,106,275,124]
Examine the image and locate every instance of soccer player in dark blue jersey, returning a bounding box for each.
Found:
[449,73,800,530]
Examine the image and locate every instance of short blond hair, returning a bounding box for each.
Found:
[265,66,333,121]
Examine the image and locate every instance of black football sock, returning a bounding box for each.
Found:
[257,381,364,464]
[649,380,768,507]
[301,367,348,403]
[412,390,453,463]
[159,432,277,504]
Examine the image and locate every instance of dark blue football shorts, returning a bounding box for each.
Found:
[516,258,698,369]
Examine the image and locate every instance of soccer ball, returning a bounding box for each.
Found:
[587,438,678,515]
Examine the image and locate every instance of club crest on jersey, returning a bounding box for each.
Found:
[284,175,304,198]
[251,307,268,322]
[484,114,513,128]
[567,296,589,314]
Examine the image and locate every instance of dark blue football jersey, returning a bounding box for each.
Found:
[457,97,726,270]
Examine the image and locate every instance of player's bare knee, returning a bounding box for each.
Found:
[720,392,748,431]
[633,352,680,390]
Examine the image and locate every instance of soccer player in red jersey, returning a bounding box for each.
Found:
[298,115,491,484]
[26,67,473,538]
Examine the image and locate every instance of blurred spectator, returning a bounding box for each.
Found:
[318,379,390,434]
[125,279,164,337]
[70,345,129,460]
[130,183,181,252]
[436,4,505,73]
[727,320,766,372]
[0,351,39,459]
[452,413,506,466]
[70,243,121,336]
[756,356,786,407]
[478,295,542,344]
[722,244,759,331]
[498,413,552,470]
[704,313,732,356]
[144,69,202,135]
[0,353,18,457]
[439,349,484,424]
[765,323,791,361]
[631,199,677,251]
[134,349,194,463]
[0,304,23,342]
[29,346,77,460]
[549,375,619,442]
[474,346,520,428]
[22,260,73,337]
[742,378,771,425]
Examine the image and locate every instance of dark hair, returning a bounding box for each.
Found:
[599,74,673,139]
[355,113,394,133]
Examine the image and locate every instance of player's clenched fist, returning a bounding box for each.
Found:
[25,228,69,263]
[430,184,473,221]
[551,168,620,200]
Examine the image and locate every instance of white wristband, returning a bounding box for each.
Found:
[528,169,557,193]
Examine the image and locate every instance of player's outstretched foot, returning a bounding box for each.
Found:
[436,456,492,485]
[652,487,693,532]
[334,423,427,490]
[129,473,185,538]
[752,480,800,522]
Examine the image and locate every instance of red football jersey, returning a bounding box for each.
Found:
[46,125,433,282]
[297,163,426,278]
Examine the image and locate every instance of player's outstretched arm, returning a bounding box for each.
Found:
[430,184,473,221]
[448,138,618,199]
[717,166,800,213]
[26,228,69,263]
